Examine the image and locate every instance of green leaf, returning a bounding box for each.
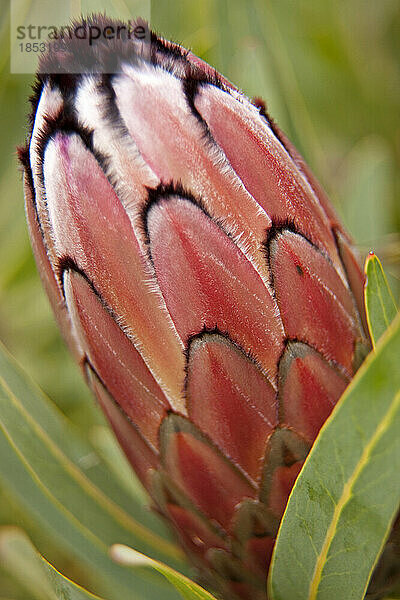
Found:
[0,527,55,600]
[365,253,398,347]
[0,341,185,600]
[0,527,106,600]
[89,425,148,506]
[0,338,177,557]
[268,314,400,600]
[111,544,219,600]
[41,559,106,600]
[0,531,218,600]
[41,559,104,600]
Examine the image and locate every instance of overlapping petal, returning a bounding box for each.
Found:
[21,18,372,600]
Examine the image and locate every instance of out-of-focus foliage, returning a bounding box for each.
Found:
[0,1,399,598]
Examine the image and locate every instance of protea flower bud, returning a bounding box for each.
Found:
[19,16,375,600]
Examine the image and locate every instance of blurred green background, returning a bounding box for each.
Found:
[0,0,399,597]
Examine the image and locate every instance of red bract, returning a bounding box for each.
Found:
[20,17,374,600]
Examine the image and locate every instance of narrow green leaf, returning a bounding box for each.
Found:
[365,253,398,346]
[0,339,178,561]
[111,544,219,600]
[89,425,148,505]
[0,341,185,600]
[0,527,55,600]
[0,527,107,600]
[41,558,106,600]
[269,314,400,600]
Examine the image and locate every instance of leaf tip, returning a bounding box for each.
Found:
[109,543,153,568]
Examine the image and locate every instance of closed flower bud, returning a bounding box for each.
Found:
[20,16,382,600]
